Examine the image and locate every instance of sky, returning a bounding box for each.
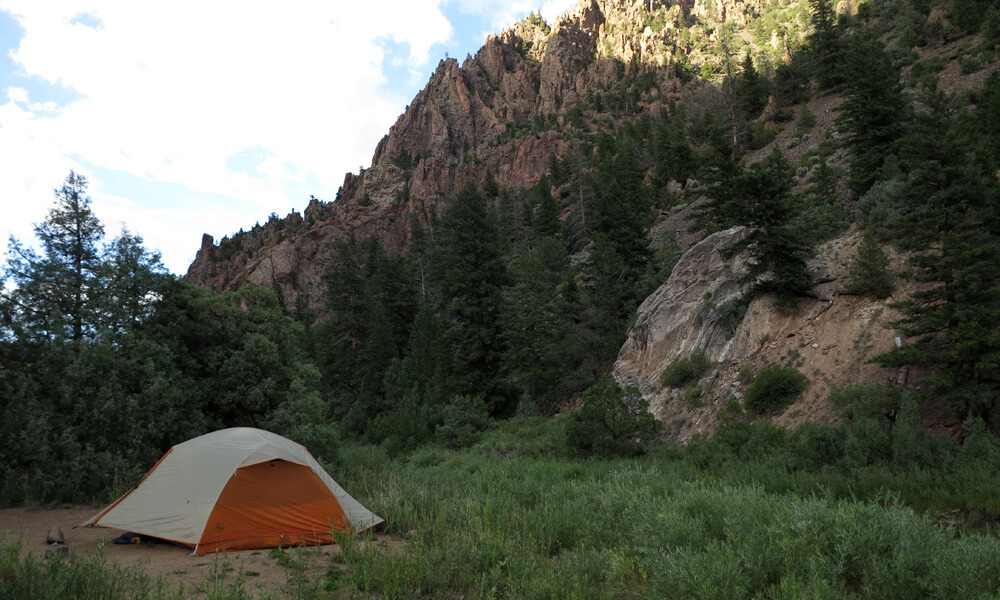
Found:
[0,0,576,275]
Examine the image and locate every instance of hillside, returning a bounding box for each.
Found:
[183,0,1000,440]
[187,0,802,310]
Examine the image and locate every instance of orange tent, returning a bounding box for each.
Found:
[82,428,383,554]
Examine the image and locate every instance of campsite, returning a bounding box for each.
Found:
[4,0,1000,597]
[4,416,1000,599]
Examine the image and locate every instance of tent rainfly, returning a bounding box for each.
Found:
[82,427,383,554]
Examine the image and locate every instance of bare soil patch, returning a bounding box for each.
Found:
[0,505,396,598]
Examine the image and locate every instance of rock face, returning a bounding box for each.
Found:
[187,0,805,311]
[615,227,908,441]
[187,0,698,309]
[182,0,929,436]
[615,225,748,395]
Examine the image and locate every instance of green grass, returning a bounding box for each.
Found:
[5,416,1000,599]
[328,417,1000,599]
[0,535,187,600]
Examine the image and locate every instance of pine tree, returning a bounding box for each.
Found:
[846,230,894,298]
[318,235,367,410]
[807,0,845,89]
[694,148,814,306]
[653,108,696,192]
[873,79,1000,422]
[2,172,104,342]
[430,182,509,411]
[734,54,768,121]
[500,233,575,414]
[837,37,908,198]
[98,227,168,341]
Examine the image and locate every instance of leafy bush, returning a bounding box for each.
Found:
[793,194,849,243]
[796,105,816,131]
[744,365,808,414]
[828,382,908,423]
[748,121,780,150]
[683,383,704,407]
[908,55,946,80]
[960,53,986,74]
[436,395,490,449]
[660,349,713,388]
[566,375,660,457]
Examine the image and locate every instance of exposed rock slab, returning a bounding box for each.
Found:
[615,227,907,441]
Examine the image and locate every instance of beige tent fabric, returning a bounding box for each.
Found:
[82,428,383,548]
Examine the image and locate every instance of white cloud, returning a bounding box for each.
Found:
[0,0,453,272]
[0,1,575,274]
[446,0,575,32]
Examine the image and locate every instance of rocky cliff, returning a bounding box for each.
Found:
[186,0,802,311]
[184,0,990,436]
[614,224,915,441]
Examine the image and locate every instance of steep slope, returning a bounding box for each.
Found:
[185,0,1000,436]
[614,224,919,441]
[186,0,799,311]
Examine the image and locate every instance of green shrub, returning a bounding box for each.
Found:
[683,383,704,407]
[908,56,946,80]
[566,375,660,457]
[856,179,906,240]
[796,105,816,131]
[436,395,490,449]
[744,365,808,415]
[660,349,713,388]
[789,421,847,470]
[793,195,849,243]
[748,121,780,150]
[829,382,907,422]
[898,25,921,49]
[717,395,746,425]
[960,53,986,74]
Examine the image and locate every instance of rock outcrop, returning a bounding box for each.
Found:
[187,0,704,308]
[614,226,908,441]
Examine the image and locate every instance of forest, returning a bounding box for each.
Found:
[2,0,1000,596]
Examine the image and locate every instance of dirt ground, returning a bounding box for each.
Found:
[0,505,376,598]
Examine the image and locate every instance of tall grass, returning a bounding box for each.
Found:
[6,415,1000,599]
[330,417,1000,599]
[0,535,186,600]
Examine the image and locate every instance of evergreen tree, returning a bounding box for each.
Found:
[98,227,168,342]
[846,230,894,298]
[837,37,908,198]
[584,136,656,337]
[565,375,660,457]
[1,172,104,343]
[807,0,845,88]
[973,72,1000,173]
[652,108,696,193]
[874,80,1000,424]
[734,54,769,121]
[500,234,575,414]
[317,235,367,414]
[694,148,813,306]
[354,238,416,434]
[430,182,509,411]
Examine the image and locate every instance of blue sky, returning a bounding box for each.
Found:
[0,0,574,274]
